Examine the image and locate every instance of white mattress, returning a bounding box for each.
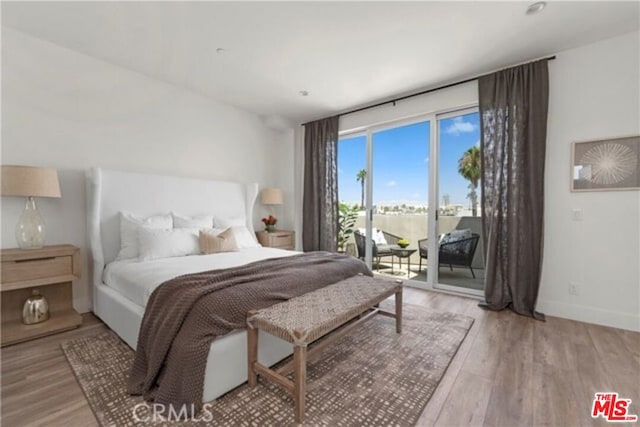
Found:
[103,247,298,307]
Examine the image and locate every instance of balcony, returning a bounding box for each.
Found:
[350,214,484,292]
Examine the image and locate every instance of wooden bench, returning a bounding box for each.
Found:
[246,274,403,423]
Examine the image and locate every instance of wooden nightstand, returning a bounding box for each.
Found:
[1,245,82,346]
[255,230,295,250]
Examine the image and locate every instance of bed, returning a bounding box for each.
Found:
[86,168,295,402]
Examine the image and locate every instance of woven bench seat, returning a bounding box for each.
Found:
[248,274,401,346]
[247,274,403,423]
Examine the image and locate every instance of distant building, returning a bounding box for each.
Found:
[373,203,428,215]
[439,204,464,216]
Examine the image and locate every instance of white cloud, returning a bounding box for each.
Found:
[424,156,429,164]
[386,180,397,187]
[444,117,477,135]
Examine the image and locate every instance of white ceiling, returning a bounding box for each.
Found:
[2,2,639,123]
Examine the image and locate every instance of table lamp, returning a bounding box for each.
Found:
[260,188,283,230]
[261,188,283,215]
[1,165,61,249]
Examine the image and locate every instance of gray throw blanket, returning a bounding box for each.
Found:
[128,252,371,408]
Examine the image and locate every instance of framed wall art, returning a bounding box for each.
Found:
[571,135,640,192]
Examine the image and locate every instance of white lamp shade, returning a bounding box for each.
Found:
[1,165,61,198]
[261,188,283,205]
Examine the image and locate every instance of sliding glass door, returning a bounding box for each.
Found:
[371,120,430,278]
[338,107,483,295]
[434,110,484,295]
[338,117,431,282]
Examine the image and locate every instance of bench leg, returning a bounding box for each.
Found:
[395,288,403,334]
[294,345,307,423]
[247,324,258,387]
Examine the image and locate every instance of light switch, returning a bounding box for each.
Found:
[572,208,583,221]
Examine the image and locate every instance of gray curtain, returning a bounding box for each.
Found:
[303,116,339,252]
[479,59,549,319]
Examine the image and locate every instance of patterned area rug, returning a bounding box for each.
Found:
[62,303,473,426]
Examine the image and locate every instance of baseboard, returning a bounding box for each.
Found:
[537,299,640,332]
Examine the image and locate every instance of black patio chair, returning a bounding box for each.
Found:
[418,233,480,278]
[353,229,401,270]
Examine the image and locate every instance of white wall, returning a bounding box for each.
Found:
[538,31,640,331]
[1,27,294,313]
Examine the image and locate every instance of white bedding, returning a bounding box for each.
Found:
[104,247,298,307]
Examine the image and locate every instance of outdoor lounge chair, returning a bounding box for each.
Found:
[418,232,480,278]
[354,229,401,270]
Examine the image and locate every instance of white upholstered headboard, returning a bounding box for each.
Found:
[86,168,258,294]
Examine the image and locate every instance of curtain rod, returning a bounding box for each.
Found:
[303,55,556,126]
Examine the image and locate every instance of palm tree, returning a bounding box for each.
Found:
[458,146,481,216]
[356,169,367,210]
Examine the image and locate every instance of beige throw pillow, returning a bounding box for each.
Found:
[199,228,239,254]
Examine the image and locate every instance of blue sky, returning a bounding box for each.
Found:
[338,112,480,207]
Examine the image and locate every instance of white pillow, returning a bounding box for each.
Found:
[138,228,199,261]
[374,229,388,245]
[117,212,172,260]
[358,228,388,245]
[172,213,214,229]
[213,217,261,249]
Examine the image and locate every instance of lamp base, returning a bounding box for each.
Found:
[16,197,45,250]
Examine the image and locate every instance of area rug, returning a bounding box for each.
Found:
[62,303,473,426]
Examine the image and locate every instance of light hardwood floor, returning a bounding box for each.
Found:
[1,288,638,426]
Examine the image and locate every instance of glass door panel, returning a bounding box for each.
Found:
[434,111,484,294]
[370,120,430,281]
[337,134,369,263]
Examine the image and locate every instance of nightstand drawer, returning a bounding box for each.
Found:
[1,255,73,285]
[270,233,294,249]
[256,230,295,250]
